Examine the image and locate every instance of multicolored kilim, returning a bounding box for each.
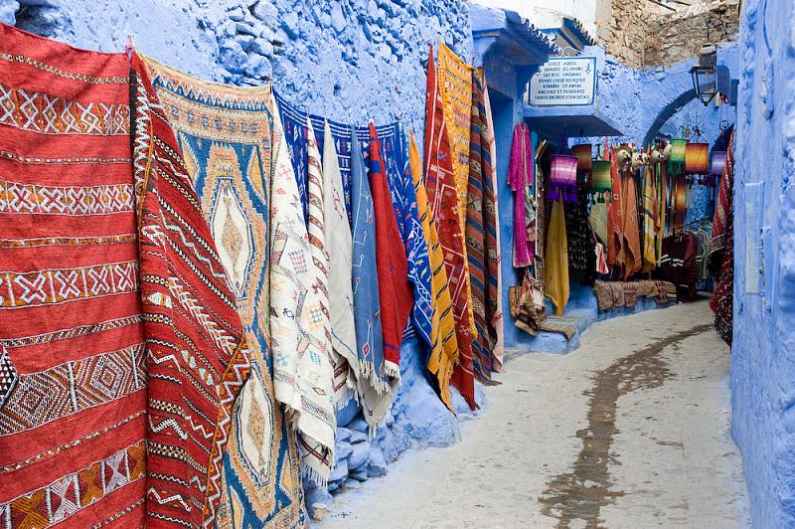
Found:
[408,133,459,410]
[423,45,477,410]
[0,26,146,529]
[268,98,336,487]
[481,80,504,368]
[133,54,253,529]
[368,123,413,376]
[466,71,499,383]
[385,126,434,348]
[710,132,734,345]
[144,59,306,528]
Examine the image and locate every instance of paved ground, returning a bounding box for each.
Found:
[317,301,750,529]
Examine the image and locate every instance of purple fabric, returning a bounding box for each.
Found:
[508,123,534,268]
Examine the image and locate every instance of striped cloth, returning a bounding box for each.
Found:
[481,76,504,368]
[423,44,477,410]
[275,92,310,224]
[466,70,499,383]
[409,133,460,410]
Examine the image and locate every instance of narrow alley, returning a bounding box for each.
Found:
[319,302,750,529]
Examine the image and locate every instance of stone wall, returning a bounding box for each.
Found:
[644,0,740,66]
[595,0,649,67]
[731,0,795,527]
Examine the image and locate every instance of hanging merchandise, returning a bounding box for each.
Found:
[276,92,311,223]
[710,132,735,345]
[673,176,689,232]
[133,54,254,529]
[368,123,414,381]
[711,150,727,177]
[620,165,643,279]
[565,186,596,286]
[685,142,709,174]
[641,164,659,272]
[350,131,396,428]
[482,72,505,369]
[668,138,687,175]
[437,42,473,232]
[385,127,434,350]
[544,199,570,315]
[548,154,579,203]
[0,29,148,529]
[322,120,359,409]
[508,123,536,268]
[145,58,308,522]
[508,272,546,335]
[572,143,593,173]
[423,44,477,410]
[409,133,460,410]
[590,159,612,200]
[466,69,500,383]
[607,148,624,270]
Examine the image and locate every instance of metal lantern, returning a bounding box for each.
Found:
[690,44,718,105]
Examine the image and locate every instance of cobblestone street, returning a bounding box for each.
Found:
[319,302,750,529]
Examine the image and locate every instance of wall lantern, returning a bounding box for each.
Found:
[690,44,718,105]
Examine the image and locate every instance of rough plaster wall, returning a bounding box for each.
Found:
[644,0,740,66]
[731,0,795,527]
[0,0,475,505]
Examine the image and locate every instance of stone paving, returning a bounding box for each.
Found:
[316,301,750,529]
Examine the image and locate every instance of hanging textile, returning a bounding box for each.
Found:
[350,131,396,428]
[656,161,669,262]
[711,143,732,257]
[133,54,252,528]
[481,74,504,367]
[607,149,624,272]
[144,58,306,526]
[0,29,146,529]
[710,132,734,345]
[267,98,337,486]
[409,133,459,410]
[423,44,477,410]
[672,177,688,233]
[381,125,433,347]
[659,233,699,302]
[466,70,500,382]
[642,164,658,271]
[565,186,596,285]
[275,93,310,224]
[437,42,473,231]
[544,199,570,316]
[509,123,535,268]
[322,120,358,409]
[589,202,609,246]
[620,167,642,279]
[368,123,413,376]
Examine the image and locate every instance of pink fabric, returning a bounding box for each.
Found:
[509,123,534,268]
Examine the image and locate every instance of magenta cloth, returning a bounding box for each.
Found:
[508,122,534,268]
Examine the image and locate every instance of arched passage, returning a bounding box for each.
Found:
[642,88,697,146]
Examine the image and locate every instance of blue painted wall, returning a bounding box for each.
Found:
[731,1,795,527]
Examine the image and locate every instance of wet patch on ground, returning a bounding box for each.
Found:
[538,323,712,529]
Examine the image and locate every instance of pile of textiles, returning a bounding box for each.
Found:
[593,280,678,312]
[0,26,508,529]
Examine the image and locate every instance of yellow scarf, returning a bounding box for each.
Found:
[410,134,459,410]
[544,199,570,316]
